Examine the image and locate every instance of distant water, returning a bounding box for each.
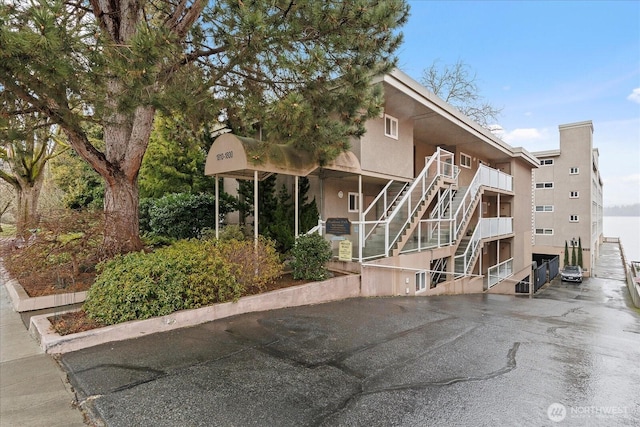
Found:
[603,216,640,262]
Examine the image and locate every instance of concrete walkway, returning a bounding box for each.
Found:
[593,241,628,282]
[0,283,86,427]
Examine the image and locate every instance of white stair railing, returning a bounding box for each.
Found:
[362,180,408,241]
[454,225,482,275]
[453,172,482,239]
[382,148,454,256]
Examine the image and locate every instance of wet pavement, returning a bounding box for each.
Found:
[60,247,640,427]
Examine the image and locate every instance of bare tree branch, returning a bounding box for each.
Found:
[420,59,502,127]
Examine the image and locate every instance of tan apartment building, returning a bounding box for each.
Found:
[206,68,539,295]
[531,121,604,276]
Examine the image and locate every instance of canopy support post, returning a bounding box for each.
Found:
[215,175,220,239]
[254,170,259,251]
[295,175,299,238]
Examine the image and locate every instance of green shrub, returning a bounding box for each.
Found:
[84,251,189,324]
[219,237,283,293]
[141,232,175,248]
[84,238,283,325]
[144,192,236,240]
[139,198,154,234]
[161,240,240,307]
[290,233,332,281]
[216,225,247,241]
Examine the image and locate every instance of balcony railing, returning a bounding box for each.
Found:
[488,258,514,288]
[453,164,513,239]
[480,217,513,239]
[479,164,513,192]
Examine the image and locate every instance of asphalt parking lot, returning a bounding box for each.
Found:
[60,271,640,426]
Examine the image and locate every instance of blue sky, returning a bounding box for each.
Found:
[396,1,640,207]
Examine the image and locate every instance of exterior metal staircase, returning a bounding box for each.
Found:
[390,179,442,256]
[361,148,456,259]
[354,160,515,285]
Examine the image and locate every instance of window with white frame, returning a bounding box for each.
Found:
[416,271,427,292]
[535,182,554,189]
[384,114,398,139]
[570,167,579,174]
[535,205,554,212]
[460,152,472,168]
[570,215,579,222]
[535,228,554,235]
[570,191,579,198]
[348,192,359,212]
[540,159,554,166]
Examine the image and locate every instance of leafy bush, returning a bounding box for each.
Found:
[215,224,247,241]
[290,233,332,281]
[143,192,236,240]
[140,233,175,249]
[159,240,239,307]
[139,197,154,234]
[219,237,283,293]
[84,238,283,325]
[83,250,188,324]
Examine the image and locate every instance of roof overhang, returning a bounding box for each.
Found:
[205,133,363,180]
[377,69,540,169]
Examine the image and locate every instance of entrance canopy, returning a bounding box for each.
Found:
[204,133,362,180]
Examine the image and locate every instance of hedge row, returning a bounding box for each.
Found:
[84,238,282,325]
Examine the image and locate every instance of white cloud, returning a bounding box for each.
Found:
[502,128,543,143]
[492,126,557,151]
[627,87,640,104]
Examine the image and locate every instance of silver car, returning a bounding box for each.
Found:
[561,265,583,283]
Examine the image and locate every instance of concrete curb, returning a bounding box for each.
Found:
[30,273,361,354]
[1,265,87,312]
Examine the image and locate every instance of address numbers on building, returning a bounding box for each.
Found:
[216,151,233,161]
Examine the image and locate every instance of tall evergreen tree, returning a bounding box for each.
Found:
[0,0,409,256]
[564,241,570,266]
[577,237,583,268]
[236,175,278,234]
[265,184,295,253]
[298,177,319,233]
[139,113,215,198]
[571,242,577,266]
[258,175,278,234]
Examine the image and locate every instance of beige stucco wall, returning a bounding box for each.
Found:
[509,157,535,275]
[360,115,413,179]
[533,121,597,274]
